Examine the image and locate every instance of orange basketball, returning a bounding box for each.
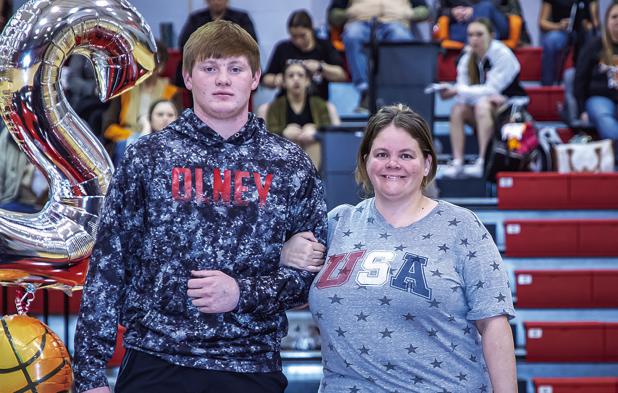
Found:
[0,314,72,393]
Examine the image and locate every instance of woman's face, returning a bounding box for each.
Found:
[607,5,618,42]
[283,63,310,95]
[366,123,431,205]
[467,22,491,56]
[289,26,314,52]
[150,101,178,131]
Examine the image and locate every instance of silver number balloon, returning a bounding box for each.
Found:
[0,0,157,290]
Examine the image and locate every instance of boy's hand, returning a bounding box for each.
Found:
[188,270,240,313]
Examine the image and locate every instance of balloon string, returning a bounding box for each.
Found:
[15,284,37,315]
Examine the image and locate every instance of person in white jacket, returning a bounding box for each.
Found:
[440,17,526,178]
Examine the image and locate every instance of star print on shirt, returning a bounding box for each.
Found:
[462,325,472,335]
[328,343,335,351]
[367,217,375,224]
[355,206,364,213]
[456,373,468,381]
[403,313,415,321]
[495,292,506,302]
[406,344,418,354]
[460,238,469,247]
[428,298,441,308]
[349,386,360,393]
[479,384,488,392]
[365,376,376,384]
[431,269,443,277]
[448,218,460,226]
[315,312,323,319]
[449,342,458,351]
[356,312,369,321]
[353,242,365,250]
[342,230,353,237]
[358,345,370,355]
[475,280,485,289]
[335,327,347,337]
[328,294,344,304]
[451,285,461,292]
[436,209,443,216]
[469,354,478,362]
[467,250,477,260]
[379,232,391,239]
[482,232,489,240]
[380,328,394,338]
[422,233,433,240]
[430,359,443,368]
[378,296,392,305]
[490,261,501,271]
[427,328,438,337]
[344,359,352,368]
[332,213,341,221]
[412,375,424,384]
[447,314,455,322]
[438,244,449,252]
[384,361,396,371]
[395,244,406,251]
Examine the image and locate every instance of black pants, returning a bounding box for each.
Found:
[115,349,288,393]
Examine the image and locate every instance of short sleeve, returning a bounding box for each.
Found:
[459,211,515,321]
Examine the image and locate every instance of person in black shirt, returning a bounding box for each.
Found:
[175,0,258,89]
[540,0,598,85]
[438,0,509,43]
[263,10,347,101]
[574,2,618,158]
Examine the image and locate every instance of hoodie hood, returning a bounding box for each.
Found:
[172,108,263,147]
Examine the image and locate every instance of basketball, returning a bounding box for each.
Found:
[0,314,72,393]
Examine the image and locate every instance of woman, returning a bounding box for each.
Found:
[258,62,340,169]
[283,104,517,392]
[263,9,347,100]
[539,0,598,86]
[440,18,526,178]
[144,99,179,134]
[574,2,618,157]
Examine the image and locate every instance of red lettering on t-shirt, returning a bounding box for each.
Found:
[234,171,249,206]
[171,167,192,202]
[254,173,273,206]
[213,168,231,203]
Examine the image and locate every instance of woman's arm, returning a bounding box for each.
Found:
[539,2,566,32]
[327,102,341,126]
[262,73,283,89]
[476,315,517,393]
[280,232,326,272]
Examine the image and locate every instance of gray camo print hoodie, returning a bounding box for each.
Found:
[73,109,327,392]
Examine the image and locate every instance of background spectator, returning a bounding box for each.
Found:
[102,41,182,166]
[330,0,429,111]
[259,62,340,169]
[438,0,510,43]
[0,127,48,213]
[539,0,599,86]
[574,1,618,159]
[262,9,347,101]
[440,18,527,178]
[175,0,257,89]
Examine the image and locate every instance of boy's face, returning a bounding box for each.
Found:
[183,56,260,122]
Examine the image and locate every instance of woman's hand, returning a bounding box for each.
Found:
[282,123,303,142]
[298,123,317,144]
[280,232,326,273]
[440,87,458,100]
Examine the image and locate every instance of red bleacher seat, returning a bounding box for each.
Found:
[505,219,618,257]
[570,173,618,209]
[514,47,542,81]
[497,173,570,210]
[515,270,593,308]
[0,287,82,315]
[497,173,618,210]
[525,86,564,121]
[505,219,578,257]
[533,377,618,393]
[525,321,606,362]
[437,47,543,82]
[593,270,618,307]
